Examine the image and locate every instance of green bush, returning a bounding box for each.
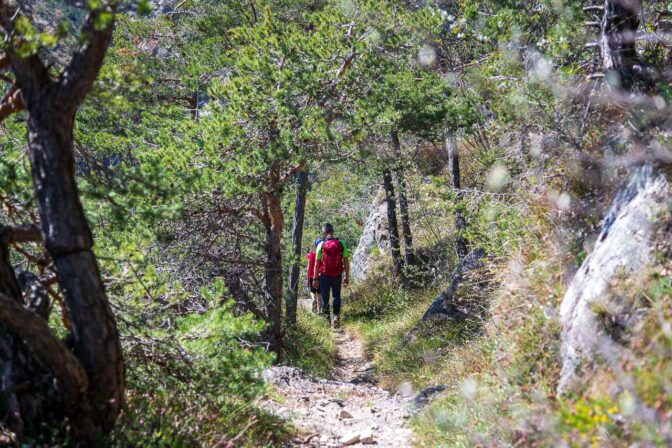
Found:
[109,302,286,447]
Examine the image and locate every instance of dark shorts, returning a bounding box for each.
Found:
[308,278,320,294]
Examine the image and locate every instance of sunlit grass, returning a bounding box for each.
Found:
[283,307,338,378]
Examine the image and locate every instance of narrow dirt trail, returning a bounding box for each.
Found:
[261,326,413,447]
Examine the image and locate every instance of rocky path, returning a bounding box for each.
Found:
[261,327,413,447]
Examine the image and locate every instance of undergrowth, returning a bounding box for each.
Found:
[109,303,289,447]
[412,239,672,447]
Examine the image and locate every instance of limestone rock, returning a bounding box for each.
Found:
[338,409,353,419]
[351,189,390,281]
[340,431,360,446]
[360,430,375,444]
[558,165,671,393]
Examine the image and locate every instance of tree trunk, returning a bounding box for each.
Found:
[0,240,20,300]
[445,134,469,259]
[0,235,88,438]
[26,111,124,433]
[383,168,403,278]
[0,4,124,440]
[261,190,284,355]
[392,131,414,267]
[0,238,25,436]
[600,0,640,89]
[286,170,308,325]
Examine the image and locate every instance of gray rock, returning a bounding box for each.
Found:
[263,365,311,387]
[340,431,360,446]
[558,165,671,393]
[411,384,447,412]
[360,430,375,444]
[338,409,353,419]
[351,189,390,281]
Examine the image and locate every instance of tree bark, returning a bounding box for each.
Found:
[383,168,403,278]
[0,3,125,439]
[26,111,125,434]
[392,131,414,267]
[445,134,469,259]
[0,238,25,436]
[286,170,308,325]
[0,236,87,438]
[0,240,21,300]
[600,0,641,89]
[21,112,124,436]
[261,191,284,355]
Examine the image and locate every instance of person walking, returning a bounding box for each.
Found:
[312,223,350,327]
[306,238,322,313]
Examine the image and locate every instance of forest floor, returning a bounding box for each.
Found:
[261,319,413,447]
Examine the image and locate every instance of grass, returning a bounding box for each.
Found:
[344,268,478,391]
[409,239,567,447]
[283,307,338,377]
[409,235,672,447]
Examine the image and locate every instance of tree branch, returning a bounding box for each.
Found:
[0,291,88,402]
[55,2,117,110]
[0,84,23,121]
[0,5,53,106]
[0,224,42,244]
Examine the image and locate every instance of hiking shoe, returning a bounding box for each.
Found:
[333,315,340,328]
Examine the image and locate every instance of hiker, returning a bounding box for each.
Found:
[307,238,322,313]
[312,223,350,327]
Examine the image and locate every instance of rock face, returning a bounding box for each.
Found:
[350,190,391,281]
[558,165,671,393]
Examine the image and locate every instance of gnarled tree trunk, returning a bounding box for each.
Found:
[392,131,415,267]
[27,112,124,432]
[286,170,308,325]
[0,2,125,440]
[261,190,284,355]
[445,134,469,259]
[383,168,403,278]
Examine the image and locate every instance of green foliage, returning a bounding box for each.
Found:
[110,301,282,447]
[346,272,413,320]
[301,165,375,251]
[4,0,672,445]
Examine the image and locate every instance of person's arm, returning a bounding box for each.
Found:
[312,243,322,287]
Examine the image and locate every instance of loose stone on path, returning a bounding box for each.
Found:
[261,327,413,447]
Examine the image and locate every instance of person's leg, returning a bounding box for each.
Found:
[332,275,342,318]
[320,276,330,319]
[315,291,322,314]
[311,291,317,313]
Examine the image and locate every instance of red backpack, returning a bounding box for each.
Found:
[320,238,344,277]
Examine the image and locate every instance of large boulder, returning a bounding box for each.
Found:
[558,165,671,393]
[350,190,391,281]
